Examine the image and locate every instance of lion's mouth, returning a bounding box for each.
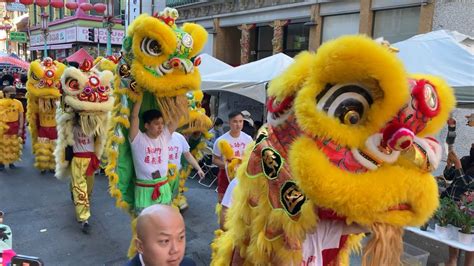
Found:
[313,137,373,173]
[388,203,412,212]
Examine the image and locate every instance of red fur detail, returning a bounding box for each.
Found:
[411,79,440,118]
[267,96,294,113]
[386,128,414,151]
[318,208,346,220]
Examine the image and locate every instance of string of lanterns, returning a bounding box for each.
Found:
[12,0,108,14]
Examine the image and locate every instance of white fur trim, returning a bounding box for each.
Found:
[99,70,114,89]
[64,96,114,112]
[413,136,442,171]
[54,110,75,180]
[364,133,400,163]
[61,67,89,96]
[267,110,292,127]
[351,148,378,170]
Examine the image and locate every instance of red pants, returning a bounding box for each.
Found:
[5,121,19,135]
[38,126,58,140]
[217,168,230,194]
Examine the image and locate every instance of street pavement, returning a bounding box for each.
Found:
[1,130,470,266]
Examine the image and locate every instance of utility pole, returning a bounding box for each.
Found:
[105,0,114,56]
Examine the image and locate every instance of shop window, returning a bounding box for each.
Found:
[32,5,37,25]
[284,23,309,57]
[373,6,420,43]
[48,6,54,21]
[114,0,121,17]
[256,26,273,60]
[322,13,360,43]
[59,6,64,19]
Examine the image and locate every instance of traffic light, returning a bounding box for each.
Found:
[88,28,95,42]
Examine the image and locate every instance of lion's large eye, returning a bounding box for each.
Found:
[316,84,373,125]
[141,37,162,56]
[67,78,80,91]
[30,71,40,81]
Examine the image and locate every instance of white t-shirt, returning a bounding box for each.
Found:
[72,125,95,153]
[221,178,238,208]
[130,129,171,180]
[168,132,190,171]
[212,131,253,160]
[301,219,344,266]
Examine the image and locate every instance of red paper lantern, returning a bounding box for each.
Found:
[19,0,35,5]
[50,0,64,8]
[65,2,78,10]
[35,0,49,7]
[94,3,107,13]
[79,3,93,12]
[93,3,107,14]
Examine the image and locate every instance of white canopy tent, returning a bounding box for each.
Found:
[394,30,474,107]
[201,53,294,104]
[198,53,233,76]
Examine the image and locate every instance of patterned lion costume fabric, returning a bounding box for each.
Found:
[211,35,456,266]
[26,57,66,171]
[106,8,208,215]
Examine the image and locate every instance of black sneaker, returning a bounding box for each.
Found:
[81,221,90,234]
[0,164,4,171]
[9,164,16,169]
[49,169,55,174]
[40,170,47,175]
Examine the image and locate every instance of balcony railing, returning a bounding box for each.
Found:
[166,0,209,8]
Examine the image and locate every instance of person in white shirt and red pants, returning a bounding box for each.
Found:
[212,111,253,203]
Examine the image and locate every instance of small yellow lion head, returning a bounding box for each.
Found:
[27,57,66,98]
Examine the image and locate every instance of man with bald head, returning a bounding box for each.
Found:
[126,204,195,266]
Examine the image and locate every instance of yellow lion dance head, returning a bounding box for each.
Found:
[27,57,66,105]
[211,35,455,266]
[117,8,208,121]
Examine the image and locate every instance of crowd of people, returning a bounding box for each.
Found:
[440,116,474,266]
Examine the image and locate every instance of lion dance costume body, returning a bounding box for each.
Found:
[105,8,207,256]
[211,36,455,266]
[54,58,114,224]
[26,57,66,172]
[0,89,23,166]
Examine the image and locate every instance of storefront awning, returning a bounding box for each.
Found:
[29,43,73,51]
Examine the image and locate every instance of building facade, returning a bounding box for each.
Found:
[167,0,442,66]
[0,2,29,59]
[28,0,126,60]
[433,0,474,37]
